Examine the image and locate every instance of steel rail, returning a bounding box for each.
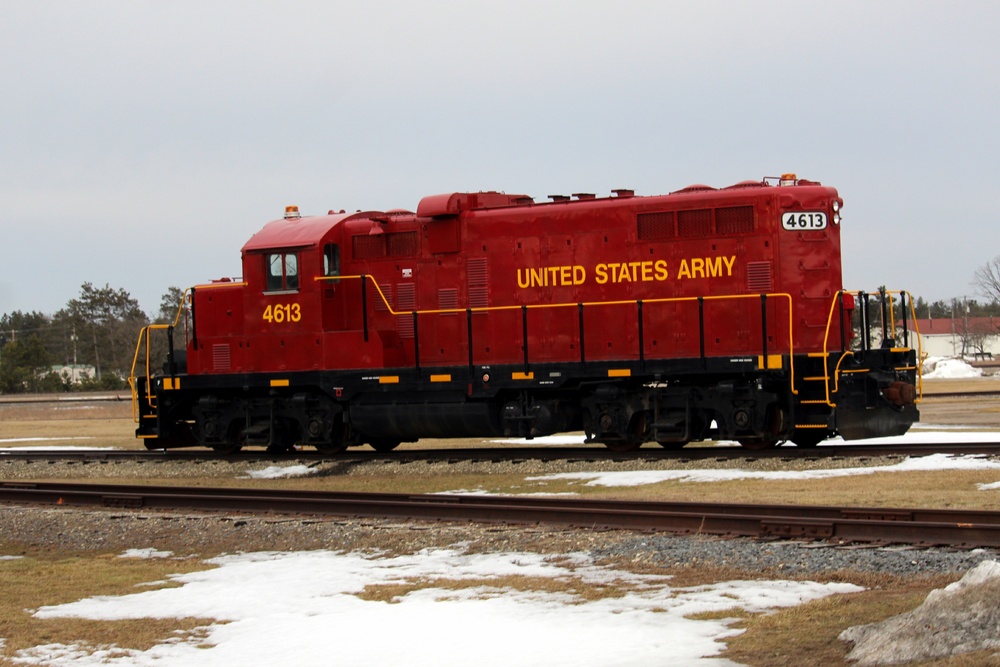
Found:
[3,481,1000,548]
[3,441,1000,464]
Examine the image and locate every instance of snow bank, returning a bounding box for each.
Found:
[922,356,983,379]
[841,560,1000,665]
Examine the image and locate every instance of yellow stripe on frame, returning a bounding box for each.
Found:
[757,355,783,370]
[379,376,400,384]
[512,372,534,381]
[270,379,290,387]
[607,369,631,378]
[430,374,452,383]
[163,378,180,390]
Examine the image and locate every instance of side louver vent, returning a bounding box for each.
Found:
[212,343,231,372]
[467,257,489,310]
[396,283,416,338]
[747,261,773,293]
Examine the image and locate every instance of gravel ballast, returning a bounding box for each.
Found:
[0,455,997,577]
[0,503,995,579]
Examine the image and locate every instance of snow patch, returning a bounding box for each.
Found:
[17,548,862,666]
[243,465,316,479]
[118,548,173,559]
[524,454,1000,488]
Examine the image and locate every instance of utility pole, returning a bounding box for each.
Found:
[964,296,971,358]
[93,330,101,381]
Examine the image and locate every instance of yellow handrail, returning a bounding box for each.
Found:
[814,289,924,407]
[318,274,798,393]
[128,289,193,422]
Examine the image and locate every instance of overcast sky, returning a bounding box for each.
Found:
[3,1,998,317]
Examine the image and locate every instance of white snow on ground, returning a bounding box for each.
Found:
[118,549,174,559]
[496,430,1000,450]
[494,434,589,446]
[0,438,97,447]
[242,465,316,479]
[525,454,1000,489]
[10,548,862,667]
[922,356,984,379]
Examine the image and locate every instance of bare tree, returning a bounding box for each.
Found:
[965,318,996,358]
[973,256,1000,303]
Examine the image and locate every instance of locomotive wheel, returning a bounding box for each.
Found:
[602,439,642,452]
[211,441,243,454]
[369,440,401,452]
[314,440,347,454]
[601,412,647,452]
[211,423,244,455]
[313,418,347,454]
[737,404,785,450]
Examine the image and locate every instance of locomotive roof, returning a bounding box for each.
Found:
[242,177,834,252]
[241,210,379,253]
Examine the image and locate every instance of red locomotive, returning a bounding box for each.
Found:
[130,174,920,453]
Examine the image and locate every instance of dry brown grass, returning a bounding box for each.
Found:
[716,569,1000,667]
[354,571,658,605]
[0,547,216,666]
[0,401,142,450]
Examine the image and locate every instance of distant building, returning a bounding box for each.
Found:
[901,316,1000,359]
[51,365,96,384]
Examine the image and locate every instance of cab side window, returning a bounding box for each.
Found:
[265,252,299,292]
[323,243,340,277]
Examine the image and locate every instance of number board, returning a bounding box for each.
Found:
[781,211,828,231]
[262,303,302,323]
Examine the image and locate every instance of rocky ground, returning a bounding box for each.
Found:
[0,492,994,581]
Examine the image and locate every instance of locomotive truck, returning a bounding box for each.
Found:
[130,174,921,453]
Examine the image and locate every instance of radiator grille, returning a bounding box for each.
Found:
[638,206,755,240]
[637,211,676,240]
[677,209,712,237]
[352,235,384,259]
[716,206,755,234]
[387,231,419,257]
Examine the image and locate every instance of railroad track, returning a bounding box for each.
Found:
[3,481,1000,549]
[4,440,1000,464]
